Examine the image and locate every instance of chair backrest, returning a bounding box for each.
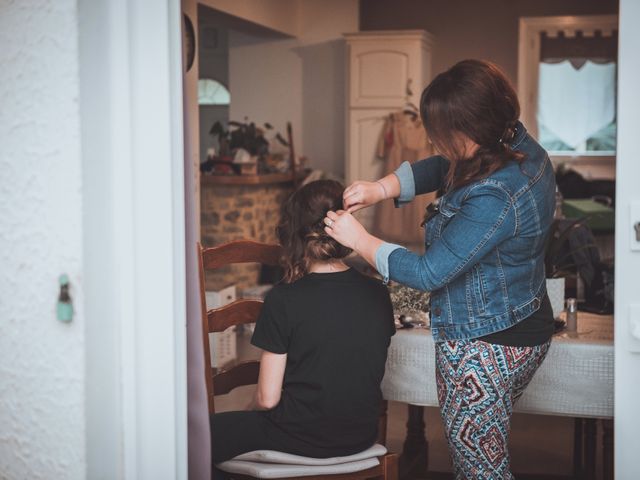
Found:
[198,240,283,414]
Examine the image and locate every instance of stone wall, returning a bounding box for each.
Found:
[200,179,293,290]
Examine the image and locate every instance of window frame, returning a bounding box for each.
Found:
[518,15,619,166]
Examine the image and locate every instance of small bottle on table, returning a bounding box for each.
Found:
[566,298,578,334]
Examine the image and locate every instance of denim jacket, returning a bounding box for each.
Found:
[375,122,556,341]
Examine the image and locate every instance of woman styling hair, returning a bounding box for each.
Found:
[324,60,556,479]
[210,180,395,478]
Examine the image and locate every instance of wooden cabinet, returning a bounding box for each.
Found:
[344,31,434,228]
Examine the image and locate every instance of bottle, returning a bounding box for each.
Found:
[554,186,565,219]
[566,298,578,333]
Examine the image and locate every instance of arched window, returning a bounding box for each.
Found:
[198,78,230,105]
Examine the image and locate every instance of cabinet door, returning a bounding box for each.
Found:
[346,109,394,229]
[347,40,427,108]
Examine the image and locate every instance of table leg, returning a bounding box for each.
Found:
[400,404,428,478]
[602,419,614,480]
[584,419,597,480]
[573,418,584,478]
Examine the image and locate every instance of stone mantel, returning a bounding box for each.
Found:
[200,173,302,290]
[201,172,301,186]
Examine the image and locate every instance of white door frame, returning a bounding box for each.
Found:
[80,0,187,478]
[615,0,640,477]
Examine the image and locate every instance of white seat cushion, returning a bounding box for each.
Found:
[231,443,387,465]
[216,457,380,478]
[216,444,387,478]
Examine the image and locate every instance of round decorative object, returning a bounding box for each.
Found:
[183,13,196,73]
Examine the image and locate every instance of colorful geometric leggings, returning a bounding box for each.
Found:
[435,339,551,480]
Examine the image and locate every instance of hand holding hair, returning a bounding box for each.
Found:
[324,210,383,270]
[343,174,401,213]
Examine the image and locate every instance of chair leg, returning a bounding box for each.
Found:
[382,453,399,480]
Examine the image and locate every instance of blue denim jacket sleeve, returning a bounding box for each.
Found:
[387,183,516,291]
[394,155,450,207]
[375,241,403,283]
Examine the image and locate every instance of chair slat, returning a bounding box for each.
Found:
[208,299,263,333]
[202,240,282,270]
[213,360,260,396]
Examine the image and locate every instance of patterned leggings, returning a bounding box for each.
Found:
[435,339,551,480]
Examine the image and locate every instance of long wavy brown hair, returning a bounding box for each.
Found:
[276,180,352,283]
[420,59,525,190]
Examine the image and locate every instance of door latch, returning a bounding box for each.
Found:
[632,202,640,251]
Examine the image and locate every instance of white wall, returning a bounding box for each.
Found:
[229,0,359,178]
[229,32,304,165]
[0,1,86,478]
[199,0,299,37]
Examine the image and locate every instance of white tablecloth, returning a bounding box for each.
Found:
[381,312,614,419]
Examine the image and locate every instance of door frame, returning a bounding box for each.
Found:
[615,0,640,476]
[80,0,188,478]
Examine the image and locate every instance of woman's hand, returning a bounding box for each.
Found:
[343,181,386,213]
[343,174,401,212]
[324,210,384,269]
[324,210,383,268]
[323,210,368,250]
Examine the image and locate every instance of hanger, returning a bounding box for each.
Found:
[402,78,419,118]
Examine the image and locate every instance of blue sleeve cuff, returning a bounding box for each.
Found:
[375,242,404,284]
[393,161,416,207]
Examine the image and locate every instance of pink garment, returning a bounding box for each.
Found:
[374,112,437,245]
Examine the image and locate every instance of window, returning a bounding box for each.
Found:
[518,15,618,164]
[198,78,230,105]
[537,31,617,155]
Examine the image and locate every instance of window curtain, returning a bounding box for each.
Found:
[537,31,617,150]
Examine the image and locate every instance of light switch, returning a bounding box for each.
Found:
[631,201,640,251]
[630,304,640,352]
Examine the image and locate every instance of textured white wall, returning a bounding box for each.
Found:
[0,1,86,478]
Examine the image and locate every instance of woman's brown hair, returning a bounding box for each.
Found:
[420,59,525,190]
[276,180,352,282]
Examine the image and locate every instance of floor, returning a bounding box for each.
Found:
[214,328,605,479]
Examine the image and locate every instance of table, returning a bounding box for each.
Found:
[381,312,614,479]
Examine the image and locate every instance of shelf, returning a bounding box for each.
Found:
[201,171,306,186]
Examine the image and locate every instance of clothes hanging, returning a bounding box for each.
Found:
[374,111,437,244]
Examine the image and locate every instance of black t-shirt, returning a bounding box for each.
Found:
[251,268,395,453]
[478,292,555,346]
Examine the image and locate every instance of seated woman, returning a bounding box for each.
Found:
[210,179,395,476]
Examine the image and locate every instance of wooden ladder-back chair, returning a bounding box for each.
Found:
[198,240,398,480]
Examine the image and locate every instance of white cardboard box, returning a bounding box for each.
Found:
[238,284,273,334]
[205,285,237,368]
